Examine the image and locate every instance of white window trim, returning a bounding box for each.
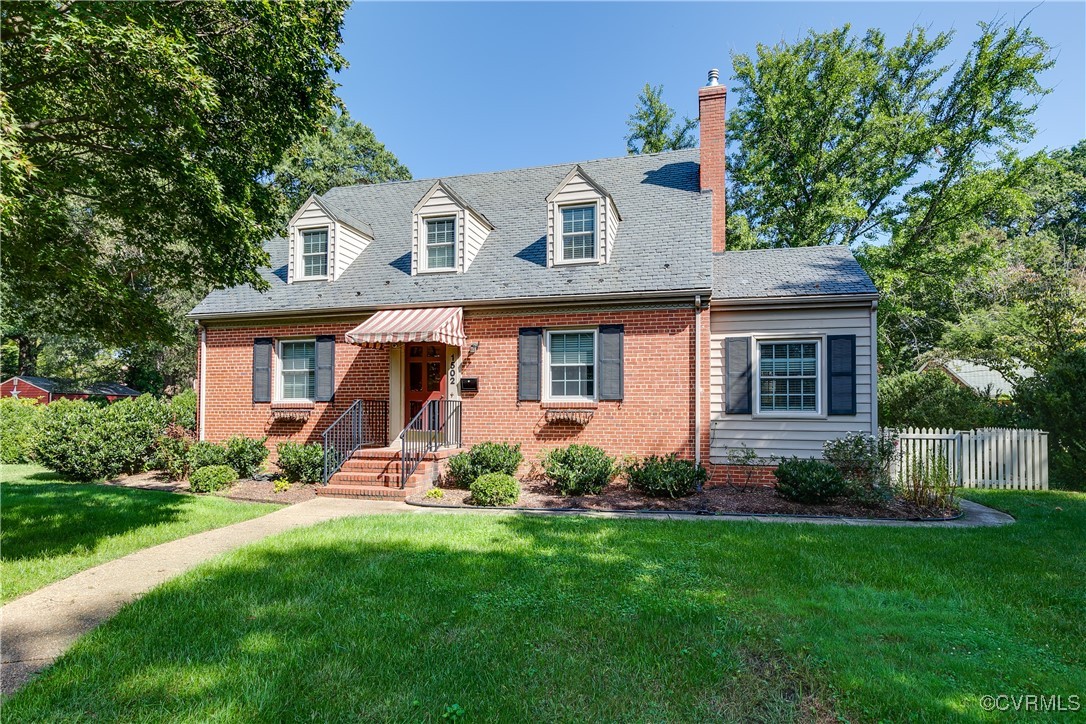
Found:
[419,214,459,274]
[276,338,317,403]
[753,336,824,418]
[555,201,600,266]
[543,328,598,403]
[296,225,330,281]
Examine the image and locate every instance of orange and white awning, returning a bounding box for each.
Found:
[345,307,466,348]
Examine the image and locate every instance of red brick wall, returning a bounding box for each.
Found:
[199,305,713,470]
[459,307,703,466]
[200,320,389,460]
[706,464,778,488]
[698,83,727,253]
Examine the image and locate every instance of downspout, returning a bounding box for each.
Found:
[870,300,879,436]
[694,295,703,467]
[198,322,207,442]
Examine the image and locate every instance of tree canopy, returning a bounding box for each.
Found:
[1,0,350,347]
[270,110,412,223]
[625,84,698,155]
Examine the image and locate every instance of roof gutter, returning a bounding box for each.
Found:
[186,287,715,323]
[710,293,879,310]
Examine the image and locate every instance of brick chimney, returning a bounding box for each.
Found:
[699,69,727,253]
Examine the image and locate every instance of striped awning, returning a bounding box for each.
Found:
[345,307,466,348]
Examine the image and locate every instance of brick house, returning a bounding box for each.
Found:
[0,376,141,404]
[189,71,878,498]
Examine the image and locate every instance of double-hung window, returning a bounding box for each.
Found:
[758,341,818,413]
[560,205,596,262]
[425,217,456,271]
[547,330,596,400]
[301,229,328,278]
[279,340,316,401]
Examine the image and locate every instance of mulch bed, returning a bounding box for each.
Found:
[106,471,316,505]
[408,476,958,520]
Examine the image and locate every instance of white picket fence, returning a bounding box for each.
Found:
[888,427,1049,490]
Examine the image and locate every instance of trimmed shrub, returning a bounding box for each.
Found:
[774,457,846,504]
[33,398,115,481]
[542,444,615,496]
[627,454,707,498]
[168,389,197,432]
[470,472,520,506]
[445,441,523,488]
[276,441,324,484]
[188,441,228,470]
[98,394,171,474]
[822,432,897,504]
[153,423,195,481]
[224,435,269,478]
[0,397,40,463]
[879,371,1003,430]
[189,464,237,493]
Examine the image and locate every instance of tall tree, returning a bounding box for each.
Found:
[625,84,698,155]
[270,110,412,223]
[1,1,349,346]
[725,21,1054,369]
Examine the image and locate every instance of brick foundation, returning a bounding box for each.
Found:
[705,463,778,488]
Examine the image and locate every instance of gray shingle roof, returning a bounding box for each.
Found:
[713,246,877,300]
[190,149,712,318]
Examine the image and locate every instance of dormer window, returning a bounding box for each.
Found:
[546,165,620,267]
[424,217,457,271]
[301,228,329,278]
[412,181,493,275]
[560,205,597,262]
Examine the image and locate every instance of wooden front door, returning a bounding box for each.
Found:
[405,342,446,424]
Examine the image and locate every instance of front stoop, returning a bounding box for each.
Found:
[316,447,461,501]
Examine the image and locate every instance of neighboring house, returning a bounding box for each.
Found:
[189,71,879,497]
[0,376,141,404]
[917,359,1034,398]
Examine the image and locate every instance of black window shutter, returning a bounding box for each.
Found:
[252,338,273,403]
[598,324,624,400]
[517,328,542,401]
[724,337,752,414]
[315,335,336,402]
[827,334,857,415]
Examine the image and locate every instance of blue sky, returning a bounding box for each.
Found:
[338,2,1085,179]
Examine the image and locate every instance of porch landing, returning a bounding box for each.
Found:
[317,446,462,501]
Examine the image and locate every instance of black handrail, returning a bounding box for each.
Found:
[400,398,461,487]
[321,399,389,483]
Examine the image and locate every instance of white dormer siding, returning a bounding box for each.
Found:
[546,166,621,267]
[286,195,373,283]
[412,181,492,275]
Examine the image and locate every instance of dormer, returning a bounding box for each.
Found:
[546,165,621,267]
[412,181,493,275]
[287,194,374,283]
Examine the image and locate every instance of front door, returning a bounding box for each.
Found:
[405,342,446,425]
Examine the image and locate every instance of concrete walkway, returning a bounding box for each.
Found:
[0,495,1013,696]
[0,497,402,695]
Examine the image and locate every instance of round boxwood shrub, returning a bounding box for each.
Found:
[188,441,228,470]
[33,398,115,481]
[445,441,523,488]
[469,472,520,506]
[627,454,707,498]
[276,441,324,484]
[189,464,237,493]
[774,457,846,504]
[224,435,270,478]
[542,444,615,496]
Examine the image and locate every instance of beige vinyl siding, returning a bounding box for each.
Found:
[333,222,372,279]
[289,202,332,283]
[709,303,876,461]
[547,172,614,266]
[462,209,490,272]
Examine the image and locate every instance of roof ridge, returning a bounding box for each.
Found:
[324,148,699,196]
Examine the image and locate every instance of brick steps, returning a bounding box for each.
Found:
[317,447,461,500]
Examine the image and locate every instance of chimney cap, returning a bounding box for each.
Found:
[706,68,720,87]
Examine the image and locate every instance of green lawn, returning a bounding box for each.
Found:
[5,490,1085,721]
[0,464,279,603]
